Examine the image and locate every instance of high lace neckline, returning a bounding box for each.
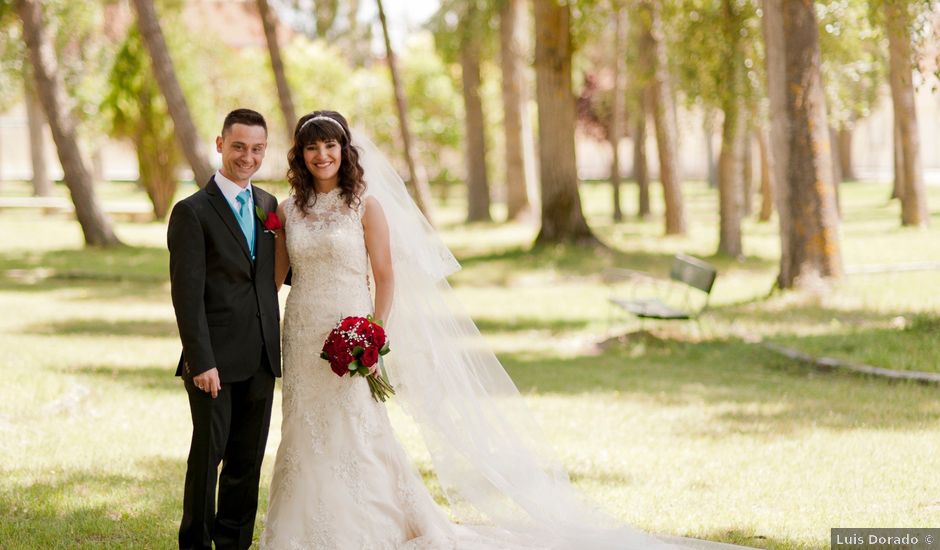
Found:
[315,186,341,197]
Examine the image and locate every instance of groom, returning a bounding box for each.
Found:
[168,108,282,550]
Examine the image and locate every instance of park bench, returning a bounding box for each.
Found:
[604,253,717,325]
[0,196,153,222]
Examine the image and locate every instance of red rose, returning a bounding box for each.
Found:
[355,321,372,337]
[372,324,386,349]
[329,360,346,377]
[361,346,379,368]
[331,350,354,377]
[340,317,360,331]
[263,211,283,231]
[324,333,342,353]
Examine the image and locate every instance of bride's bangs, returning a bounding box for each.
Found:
[299,118,346,146]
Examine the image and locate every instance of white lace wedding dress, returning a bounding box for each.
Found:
[260,189,530,549]
[259,186,749,550]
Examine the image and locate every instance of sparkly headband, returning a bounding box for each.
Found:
[299,115,347,139]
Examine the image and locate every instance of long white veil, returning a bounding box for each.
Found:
[353,129,674,549]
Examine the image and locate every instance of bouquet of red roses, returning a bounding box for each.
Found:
[320,315,394,402]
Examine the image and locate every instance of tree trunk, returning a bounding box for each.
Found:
[91,148,106,185]
[634,87,651,219]
[828,126,842,216]
[768,0,843,288]
[829,126,842,186]
[638,0,686,235]
[499,0,532,221]
[892,118,903,200]
[23,67,52,197]
[131,0,213,187]
[717,0,745,259]
[609,4,626,222]
[17,0,121,247]
[460,13,491,222]
[137,141,177,220]
[257,0,297,141]
[742,128,754,217]
[704,113,718,188]
[838,125,855,180]
[376,0,435,224]
[756,125,773,222]
[885,0,928,227]
[717,101,745,258]
[762,0,791,276]
[532,0,597,245]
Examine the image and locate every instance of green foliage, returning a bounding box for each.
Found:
[284,37,358,114]
[0,12,23,114]
[427,0,498,65]
[283,34,463,187]
[572,0,636,141]
[571,0,616,52]
[101,26,170,144]
[870,0,940,84]
[670,0,763,116]
[0,0,114,132]
[275,0,362,42]
[817,0,886,127]
[100,24,179,213]
[159,10,235,141]
[401,34,464,173]
[45,0,115,138]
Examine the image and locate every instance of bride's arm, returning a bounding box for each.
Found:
[362,196,394,324]
[274,200,290,291]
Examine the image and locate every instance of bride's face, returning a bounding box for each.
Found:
[303,139,343,185]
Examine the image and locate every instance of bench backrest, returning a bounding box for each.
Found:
[670,254,717,294]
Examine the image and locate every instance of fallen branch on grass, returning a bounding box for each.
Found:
[759,341,940,384]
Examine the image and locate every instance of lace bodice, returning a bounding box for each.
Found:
[282,188,372,334]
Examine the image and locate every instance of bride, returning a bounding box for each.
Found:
[259,111,735,550]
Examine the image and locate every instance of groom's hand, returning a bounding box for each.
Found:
[193,368,221,398]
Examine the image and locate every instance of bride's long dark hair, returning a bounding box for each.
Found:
[287,110,365,213]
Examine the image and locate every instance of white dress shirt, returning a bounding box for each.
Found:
[214,170,254,212]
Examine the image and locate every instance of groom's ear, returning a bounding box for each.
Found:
[216,135,224,153]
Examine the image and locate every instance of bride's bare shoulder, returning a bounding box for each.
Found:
[361,196,387,230]
[277,197,293,219]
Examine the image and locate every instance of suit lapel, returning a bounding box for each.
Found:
[252,189,271,273]
[206,178,252,263]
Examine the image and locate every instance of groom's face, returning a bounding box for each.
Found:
[216,123,267,186]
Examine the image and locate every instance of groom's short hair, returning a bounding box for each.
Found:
[222,109,267,136]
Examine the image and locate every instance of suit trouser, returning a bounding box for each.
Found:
[178,354,275,550]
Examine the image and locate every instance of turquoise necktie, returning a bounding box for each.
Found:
[235,189,255,259]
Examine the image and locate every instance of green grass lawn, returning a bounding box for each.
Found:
[0,178,938,549]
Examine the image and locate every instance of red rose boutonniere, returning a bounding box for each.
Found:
[255,206,283,236]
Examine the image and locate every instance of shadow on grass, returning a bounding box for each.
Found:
[707,301,898,327]
[0,245,169,301]
[24,318,178,339]
[500,333,940,436]
[63,365,180,393]
[0,245,168,276]
[454,244,775,287]
[474,317,590,333]
[0,457,183,549]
